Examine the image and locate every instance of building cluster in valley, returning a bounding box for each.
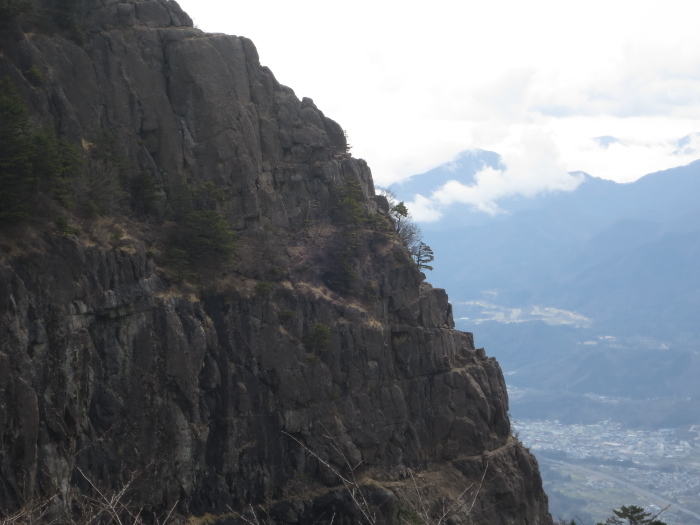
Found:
[514,418,700,517]
[514,419,694,462]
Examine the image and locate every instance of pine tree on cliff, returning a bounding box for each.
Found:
[0,78,35,221]
[597,505,667,525]
[412,241,435,271]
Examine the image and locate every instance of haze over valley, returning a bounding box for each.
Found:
[392,150,700,425]
[391,150,700,522]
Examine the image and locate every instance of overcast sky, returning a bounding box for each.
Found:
[176,0,700,213]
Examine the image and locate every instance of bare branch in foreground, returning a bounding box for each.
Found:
[283,430,378,525]
[284,429,490,525]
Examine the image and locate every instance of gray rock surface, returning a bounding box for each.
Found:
[0,2,552,523]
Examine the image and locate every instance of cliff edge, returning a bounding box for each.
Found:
[0,1,552,523]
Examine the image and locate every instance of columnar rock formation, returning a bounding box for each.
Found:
[0,1,552,523]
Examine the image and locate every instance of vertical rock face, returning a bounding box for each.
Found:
[0,1,552,523]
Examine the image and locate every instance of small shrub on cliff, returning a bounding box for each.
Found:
[268,266,286,280]
[74,130,127,215]
[165,181,235,278]
[128,171,160,216]
[0,77,85,222]
[278,309,295,323]
[394,500,423,525]
[0,78,35,222]
[366,211,393,240]
[32,127,83,207]
[304,322,331,353]
[332,180,366,227]
[364,280,379,302]
[24,65,44,86]
[327,253,359,294]
[166,247,193,282]
[597,505,668,525]
[324,180,367,294]
[167,174,194,220]
[255,280,273,296]
[0,0,32,30]
[168,210,235,264]
[110,227,125,246]
[192,181,228,211]
[52,0,86,44]
[377,187,420,247]
[168,179,228,220]
[377,186,435,272]
[54,215,81,236]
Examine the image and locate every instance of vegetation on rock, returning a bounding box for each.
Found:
[596,505,668,525]
[0,9,553,523]
[378,187,435,271]
[0,0,32,30]
[304,322,332,353]
[166,181,236,277]
[0,78,36,221]
[325,180,377,294]
[0,78,82,221]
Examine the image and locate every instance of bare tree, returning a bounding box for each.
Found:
[375,187,433,271]
[284,429,488,525]
[0,467,179,525]
[283,430,378,525]
[391,464,488,525]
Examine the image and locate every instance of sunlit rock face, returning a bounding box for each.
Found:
[0,2,552,523]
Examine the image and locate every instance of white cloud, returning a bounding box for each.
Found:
[554,117,700,182]
[429,69,536,122]
[407,194,443,223]
[176,0,700,187]
[674,133,700,156]
[408,127,584,218]
[532,39,700,119]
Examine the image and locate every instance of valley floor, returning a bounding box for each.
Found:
[513,419,700,524]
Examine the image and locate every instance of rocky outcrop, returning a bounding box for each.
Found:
[0,1,552,523]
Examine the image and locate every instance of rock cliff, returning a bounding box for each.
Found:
[0,1,552,523]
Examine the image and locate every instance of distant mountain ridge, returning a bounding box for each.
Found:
[392,153,700,426]
[393,149,700,230]
[391,149,504,197]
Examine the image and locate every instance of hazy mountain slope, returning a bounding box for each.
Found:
[391,149,504,198]
[392,154,700,423]
[557,228,700,337]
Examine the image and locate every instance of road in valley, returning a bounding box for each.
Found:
[539,457,700,524]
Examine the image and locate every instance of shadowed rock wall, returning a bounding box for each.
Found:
[0,1,552,523]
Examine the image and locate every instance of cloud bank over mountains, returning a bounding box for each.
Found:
[178,0,700,187]
[397,129,700,223]
[406,132,584,221]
